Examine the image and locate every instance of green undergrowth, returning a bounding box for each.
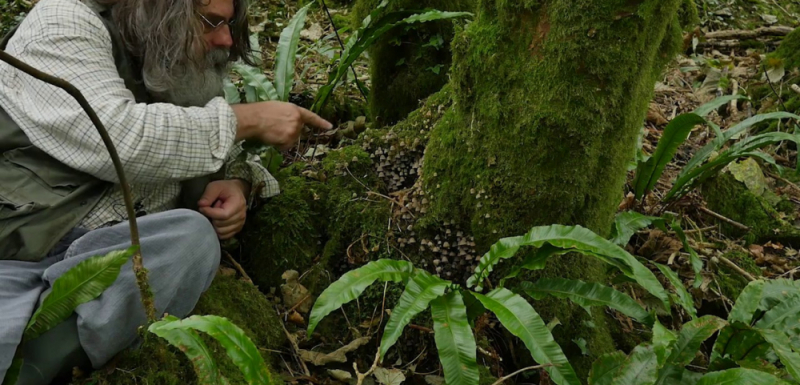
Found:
[75,274,284,385]
[351,0,473,126]
[702,170,800,247]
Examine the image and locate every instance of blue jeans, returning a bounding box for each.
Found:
[0,209,221,384]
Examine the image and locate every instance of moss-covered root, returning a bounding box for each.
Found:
[420,0,686,377]
[702,170,800,247]
[75,274,285,385]
[352,0,474,127]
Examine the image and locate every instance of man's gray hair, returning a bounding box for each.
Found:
[96,0,254,94]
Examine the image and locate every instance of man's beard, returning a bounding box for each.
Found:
[149,48,230,107]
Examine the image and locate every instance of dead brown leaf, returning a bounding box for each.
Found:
[299,337,371,366]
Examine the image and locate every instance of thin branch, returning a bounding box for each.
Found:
[408,324,434,333]
[698,206,750,231]
[718,255,757,282]
[223,250,253,285]
[490,364,555,385]
[319,0,369,101]
[0,49,155,320]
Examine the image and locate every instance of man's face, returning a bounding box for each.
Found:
[149,0,235,107]
[198,0,235,51]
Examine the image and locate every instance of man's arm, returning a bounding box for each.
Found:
[0,0,237,183]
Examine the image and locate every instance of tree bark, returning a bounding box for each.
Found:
[352,0,474,126]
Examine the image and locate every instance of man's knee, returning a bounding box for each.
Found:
[165,209,221,269]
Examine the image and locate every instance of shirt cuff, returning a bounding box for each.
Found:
[224,145,280,202]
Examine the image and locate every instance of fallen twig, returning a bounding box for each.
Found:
[696,39,780,50]
[705,25,794,40]
[408,324,434,333]
[698,206,750,231]
[767,171,800,193]
[223,250,253,285]
[717,255,757,282]
[490,364,555,385]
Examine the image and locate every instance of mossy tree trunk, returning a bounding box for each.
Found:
[352,0,474,126]
[418,0,685,376]
[242,0,687,380]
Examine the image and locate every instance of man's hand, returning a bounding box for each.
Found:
[233,101,333,151]
[197,179,250,240]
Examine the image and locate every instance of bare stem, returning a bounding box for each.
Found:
[354,352,381,385]
[0,49,155,320]
[490,364,554,385]
[717,255,757,282]
[698,206,750,231]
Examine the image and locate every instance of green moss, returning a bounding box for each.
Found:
[352,0,474,126]
[240,167,328,290]
[77,275,284,385]
[702,170,800,247]
[478,364,498,385]
[717,251,762,300]
[418,0,685,377]
[772,27,800,69]
[193,274,286,351]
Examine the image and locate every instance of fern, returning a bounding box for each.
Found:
[149,315,276,385]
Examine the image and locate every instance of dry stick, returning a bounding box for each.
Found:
[490,364,554,385]
[698,206,751,231]
[223,250,253,285]
[767,171,800,192]
[717,255,757,282]
[0,49,156,320]
[705,25,794,40]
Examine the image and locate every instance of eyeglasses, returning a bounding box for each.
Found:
[197,12,235,33]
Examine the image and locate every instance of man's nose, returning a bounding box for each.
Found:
[209,25,233,48]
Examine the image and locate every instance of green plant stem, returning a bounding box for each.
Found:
[0,49,156,321]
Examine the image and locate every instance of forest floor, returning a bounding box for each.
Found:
[2,0,800,384]
[238,0,800,383]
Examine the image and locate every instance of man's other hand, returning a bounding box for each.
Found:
[197,179,249,240]
[232,101,333,151]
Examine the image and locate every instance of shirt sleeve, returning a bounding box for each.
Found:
[0,0,237,184]
[224,144,280,201]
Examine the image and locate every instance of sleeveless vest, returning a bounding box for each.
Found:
[0,4,216,262]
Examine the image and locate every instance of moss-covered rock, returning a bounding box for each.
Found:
[701,163,800,247]
[76,274,285,385]
[352,0,474,126]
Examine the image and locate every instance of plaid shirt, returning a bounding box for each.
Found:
[0,0,279,230]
